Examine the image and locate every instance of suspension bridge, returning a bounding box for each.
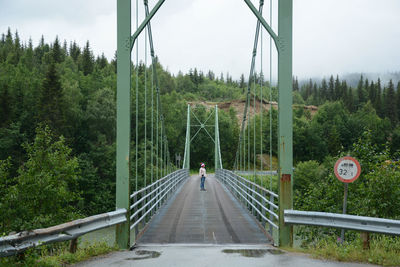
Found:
[115,0,292,249]
[2,0,399,266]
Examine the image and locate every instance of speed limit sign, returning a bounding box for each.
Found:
[334,156,361,183]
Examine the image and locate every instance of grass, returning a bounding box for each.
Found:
[286,234,400,266]
[0,241,119,267]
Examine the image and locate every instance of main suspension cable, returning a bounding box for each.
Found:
[234,0,264,171]
[144,0,173,179]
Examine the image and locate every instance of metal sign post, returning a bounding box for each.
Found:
[334,156,361,243]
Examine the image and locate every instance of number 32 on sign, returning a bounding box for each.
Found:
[334,156,361,183]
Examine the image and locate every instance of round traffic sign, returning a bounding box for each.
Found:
[334,156,361,183]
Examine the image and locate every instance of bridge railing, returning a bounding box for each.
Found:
[130,168,189,240]
[216,169,279,234]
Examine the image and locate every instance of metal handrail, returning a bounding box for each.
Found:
[223,177,278,228]
[229,169,278,198]
[130,173,172,210]
[130,172,172,199]
[224,177,278,220]
[0,209,127,257]
[130,172,183,220]
[224,170,278,209]
[216,169,279,230]
[130,173,185,230]
[130,169,189,233]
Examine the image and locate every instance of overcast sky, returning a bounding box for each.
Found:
[1,0,400,81]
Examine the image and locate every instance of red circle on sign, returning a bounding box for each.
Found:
[334,156,361,183]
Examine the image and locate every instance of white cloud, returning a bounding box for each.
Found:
[1,0,399,80]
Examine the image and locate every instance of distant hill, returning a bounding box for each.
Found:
[298,72,400,88]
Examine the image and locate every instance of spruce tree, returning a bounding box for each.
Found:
[397,81,400,124]
[96,53,108,69]
[312,82,318,105]
[374,78,383,117]
[369,80,376,105]
[240,74,245,93]
[328,75,334,101]
[334,75,340,100]
[357,75,366,108]
[341,81,348,104]
[320,78,328,101]
[384,80,397,125]
[69,41,81,62]
[0,84,10,126]
[207,70,215,81]
[293,76,299,91]
[81,41,94,75]
[51,36,63,63]
[38,62,64,131]
[347,87,355,112]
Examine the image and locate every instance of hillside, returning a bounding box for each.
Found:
[188,99,318,126]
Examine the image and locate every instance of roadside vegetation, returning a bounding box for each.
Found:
[0,241,118,267]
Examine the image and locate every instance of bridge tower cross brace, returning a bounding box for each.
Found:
[182,105,223,170]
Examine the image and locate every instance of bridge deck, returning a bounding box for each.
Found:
[138,174,271,244]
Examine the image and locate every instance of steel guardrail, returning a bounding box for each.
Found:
[216,169,279,231]
[284,210,400,235]
[0,209,127,257]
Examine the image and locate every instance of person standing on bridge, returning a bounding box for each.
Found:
[199,163,206,191]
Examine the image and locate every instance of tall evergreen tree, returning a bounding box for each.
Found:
[328,75,334,101]
[384,80,397,125]
[293,76,299,91]
[357,75,366,108]
[0,84,10,126]
[341,80,348,104]
[69,41,81,62]
[369,80,376,105]
[239,74,245,93]
[374,78,383,117]
[346,87,355,112]
[312,82,319,105]
[38,63,64,131]
[81,41,94,75]
[320,78,328,101]
[207,70,215,81]
[334,75,341,100]
[96,53,108,69]
[51,36,63,63]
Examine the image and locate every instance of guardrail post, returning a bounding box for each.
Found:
[361,232,370,250]
[116,0,131,249]
[69,238,78,253]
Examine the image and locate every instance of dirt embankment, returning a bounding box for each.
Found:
[188,99,317,126]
